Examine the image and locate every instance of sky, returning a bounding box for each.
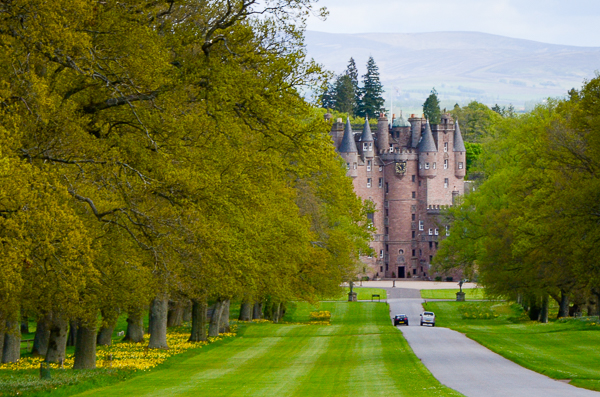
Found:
[305,0,600,47]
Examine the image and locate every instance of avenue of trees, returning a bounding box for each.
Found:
[0,0,372,367]
[320,57,385,119]
[435,77,600,322]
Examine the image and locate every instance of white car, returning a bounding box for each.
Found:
[420,311,435,326]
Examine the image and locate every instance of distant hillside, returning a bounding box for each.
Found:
[305,31,600,111]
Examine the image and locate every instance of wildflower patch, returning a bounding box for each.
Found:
[309,311,331,324]
[458,303,499,320]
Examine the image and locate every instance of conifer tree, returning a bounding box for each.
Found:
[357,56,385,119]
[345,57,360,114]
[320,82,336,110]
[334,74,356,115]
[423,88,442,124]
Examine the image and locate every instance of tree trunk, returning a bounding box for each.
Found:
[219,300,230,333]
[73,323,97,369]
[148,295,169,349]
[272,302,281,324]
[97,318,117,346]
[239,302,252,321]
[527,296,541,321]
[46,314,68,363]
[32,315,51,356]
[167,300,184,328]
[208,300,224,337]
[279,302,286,321]
[189,299,208,342]
[557,290,570,318]
[252,302,263,320]
[182,301,192,323]
[2,319,21,363]
[123,310,144,343]
[540,295,549,323]
[590,292,600,316]
[67,320,78,347]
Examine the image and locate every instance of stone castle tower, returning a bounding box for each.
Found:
[331,112,466,279]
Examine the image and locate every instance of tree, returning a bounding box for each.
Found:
[357,57,385,119]
[334,74,356,115]
[423,88,442,124]
[449,101,502,142]
[345,57,360,114]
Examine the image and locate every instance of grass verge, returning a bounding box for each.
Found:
[66,302,461,397]
[420,288,486,300]
[333,287,388,301]
[424,300,600,391]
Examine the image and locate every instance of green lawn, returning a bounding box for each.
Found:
[334,287,387,301]
[424,301,600,391]
[73,302,462,397]
[420,288,486,300]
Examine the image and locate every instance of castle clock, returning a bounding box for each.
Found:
[395,161,407,174]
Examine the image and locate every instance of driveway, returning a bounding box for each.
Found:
[387,288,600,397]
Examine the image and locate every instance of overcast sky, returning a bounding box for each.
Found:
[306,0,600,47]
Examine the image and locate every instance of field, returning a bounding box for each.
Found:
[335,287,388,301]
[424,301,600,391]
[420,288,486,300]
[53,302,462,397]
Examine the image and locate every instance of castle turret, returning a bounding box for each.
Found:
[339,118,358,177]
[453,120,466,179]
[376,113,389,154]
[417,120,438,179]
[359,117,374,159]
[409,114,423,148]
[329,117,345,149]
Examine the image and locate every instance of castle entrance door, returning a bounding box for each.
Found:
[398,266,405,278]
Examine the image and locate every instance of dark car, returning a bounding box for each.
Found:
[393,314,409,326]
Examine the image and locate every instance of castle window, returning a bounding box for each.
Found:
[444,178,449,188]
[380,250,384,258]
[444,159,448,169]
[378,177,383,188]
[380,266,383,272]
[367,160,372,171]
[346,163,350,169]
[413,268,417,275]
[458,162,464,169]
[385,263,389,271]
[444,142,448,152]
[379,166,383,171]
[419,180,422,186]
[419,221,424,231]
[425,163,430,170]
[446,225,450,236]
[419,249,422,256]
[429,255,433,262]
[369,143,373,151]
[367,249,373,258]
[419,163,422,170]
[412,249,416,256]
[363,143,368,151]
[399,249,404,254]
[367,178,372,188]
[433,162,436,169]
[385,227,389,235]
[389,144,394,153]
[353,163,357,169]
[429,242,433,249]
[412,214,416,221]
[412,175,416,182]
[435,228,439,235]
[428,228,433,235]
[412,231,416,238]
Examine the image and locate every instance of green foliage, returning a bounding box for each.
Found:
[449,101,503,142]
[333,74,356,114]
[464,142,482,174]
[436,76,600,321]
[423,88,442,124]
[420,288,486,300]
[356,56,385,119]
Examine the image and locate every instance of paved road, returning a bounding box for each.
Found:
[387,288,600,397]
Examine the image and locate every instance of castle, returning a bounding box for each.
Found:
[328,112,466,280]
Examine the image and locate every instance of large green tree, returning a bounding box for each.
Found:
[357,56,385,119]
[423,88,442,124]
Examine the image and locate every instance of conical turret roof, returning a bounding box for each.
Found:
[339,118,358,153]
[453,120,466,152]
[417,120,437,152]
[360,118,374,142]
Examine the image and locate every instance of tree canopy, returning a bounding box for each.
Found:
[0,0,371,365]
[435,76,600,322]
[423,88,441,124]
